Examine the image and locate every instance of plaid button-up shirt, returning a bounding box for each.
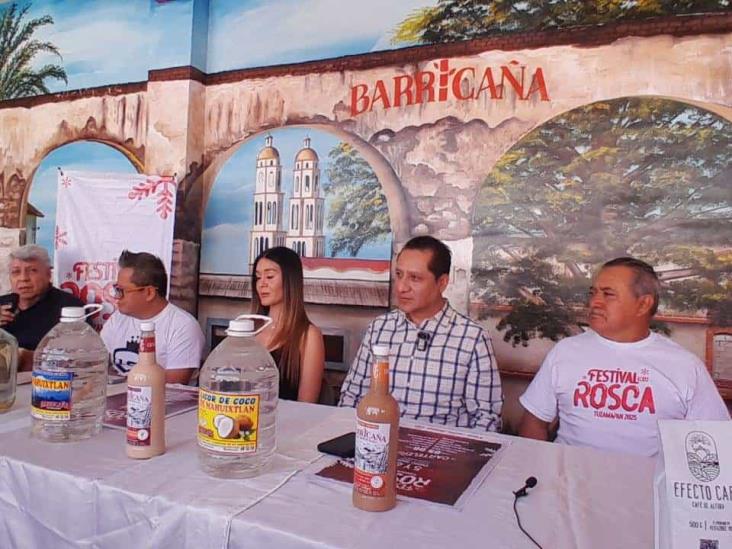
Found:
[339,302,502,431]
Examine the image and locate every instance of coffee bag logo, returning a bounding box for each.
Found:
[685,431,720,482]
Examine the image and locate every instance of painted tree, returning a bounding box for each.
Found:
[324,142,390,256]
[393,0,732,44]
[472,97,732,346]
[0,3,67,100]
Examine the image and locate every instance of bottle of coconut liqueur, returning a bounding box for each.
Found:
[126,321,166,459]
[197,316,278,478]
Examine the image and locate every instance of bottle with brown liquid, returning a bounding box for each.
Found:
[126,321,166,459]
[353,344,400,511]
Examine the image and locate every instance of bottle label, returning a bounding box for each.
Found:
[126,385,152,447]
[354,419,391,497]
[140,335,155,353]
[197,388,260,454]
[31,371,73,421]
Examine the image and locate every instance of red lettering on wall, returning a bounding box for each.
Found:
[393,75,414,107]
[351,84,370,116]
[452,67,475,101]
[415,70,435,104]
[348,59,551,116]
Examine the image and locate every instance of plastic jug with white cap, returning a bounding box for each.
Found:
[31,304,108,442]
[197,314,279,478]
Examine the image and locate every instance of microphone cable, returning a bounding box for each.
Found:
[513,477,543,549]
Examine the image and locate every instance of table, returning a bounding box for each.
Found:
[0,383,656,548]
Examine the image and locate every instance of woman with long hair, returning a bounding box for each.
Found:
[252,246,325,402]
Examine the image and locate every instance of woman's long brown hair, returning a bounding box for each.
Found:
[251,246,311,390]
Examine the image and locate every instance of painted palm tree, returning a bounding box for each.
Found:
[0,3,67,100]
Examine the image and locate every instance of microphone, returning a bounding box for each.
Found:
[513,476,538,499]
[416,331,431,351]
[512,477,542,548]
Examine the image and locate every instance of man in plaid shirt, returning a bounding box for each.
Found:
[339,236,502,431]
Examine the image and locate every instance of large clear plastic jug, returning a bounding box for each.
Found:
[198,315,279,478]
[0,328,18,412]
[31,305,108,442]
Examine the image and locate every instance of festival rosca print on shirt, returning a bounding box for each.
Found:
[574,367,655,421]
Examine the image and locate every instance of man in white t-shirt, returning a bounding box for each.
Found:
[101,250,205,384]
[519,257,729,457]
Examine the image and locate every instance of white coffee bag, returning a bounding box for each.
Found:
[655,420,732,549]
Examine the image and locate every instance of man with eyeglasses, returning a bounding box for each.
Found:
[101,250,204,384]
[0,245,84,370]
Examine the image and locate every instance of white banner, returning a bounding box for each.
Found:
[54,170,177,330]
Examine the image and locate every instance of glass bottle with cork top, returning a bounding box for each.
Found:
[353,344,400,511]
[126,321,166,459]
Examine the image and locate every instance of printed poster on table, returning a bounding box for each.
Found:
[103,385,199,430]
[315,423,506,507]
[654,420,732,549]
[54,170,177,329]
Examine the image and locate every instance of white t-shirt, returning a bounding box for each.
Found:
[520,330,730,457]
[101,303,205,374]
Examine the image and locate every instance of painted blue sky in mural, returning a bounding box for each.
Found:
[21,0,431,91]
[27,0,196,91]
[206,0,429,72]
[201,127,391,274]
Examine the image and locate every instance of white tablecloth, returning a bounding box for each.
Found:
[0,384,656,548]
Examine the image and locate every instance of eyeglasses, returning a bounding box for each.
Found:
[111,285,149,299]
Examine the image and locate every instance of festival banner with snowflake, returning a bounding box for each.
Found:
[53,170,177,329]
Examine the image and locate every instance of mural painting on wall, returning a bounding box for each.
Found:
[1,0,730,376]
[471,97,732,355]
[4,1,732,102]
[201,128,392,304]
[0,3,67,100]
[0,0,197,98]
[390,0,732,45]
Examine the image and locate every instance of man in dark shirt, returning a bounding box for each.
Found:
[0,245,83,370]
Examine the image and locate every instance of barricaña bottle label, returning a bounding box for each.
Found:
[354,419,391,497]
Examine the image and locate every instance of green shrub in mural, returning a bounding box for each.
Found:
[0,3,67,100]
[325,142,390,257]
[393,0,732,44]
[472,97,732,346]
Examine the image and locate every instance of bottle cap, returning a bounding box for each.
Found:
[227,318,255,336]
[372,344,390,357]
[140,321,155,332]
[60,307,85,322]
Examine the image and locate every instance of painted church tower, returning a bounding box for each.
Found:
[286,137,325,257]
[250,135,286,264]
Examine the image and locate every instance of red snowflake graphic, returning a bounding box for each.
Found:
[55,226,68,249]
[60,175,72,189]
[128,176,177,220]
